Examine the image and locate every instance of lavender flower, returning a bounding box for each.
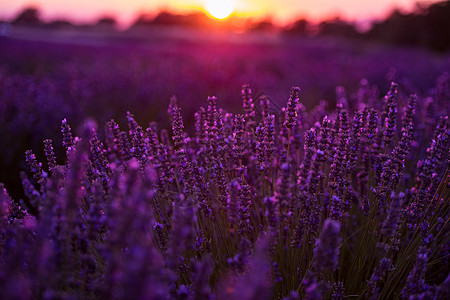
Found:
[316,115,331,164]
[20,172,40,208]
[272,262,283,283]
[43,139,57,172]
[171,106,186,152]
[195,106,207,147]
[408,115,448,224]
[297,128,315,190]
[238,183,253,234]
[166,195,197,274]
[283,87,301,129]
[275,162,291,223]
[127,111,147,162]
[401,247,429,299]
[264,114,276,166]
[381,191,404,239]
[367,108,379,146]
[189,256,214,300]
[227,238,251,274]
[206,96,218,152]
[312,219,341,272]
[232,114,246,161]
[402,94,417,131]
[61,118,74,152]
[106,119,131,160]
[264,196,278,228]
[329,195,343,222]
[153,222,168,251]
[328,111,349,192]
[1,81,448,299]
[227,179,241,225]
[89,128,112,178]
[331,281,345,300]
[382,82,398,146]
[282,291,299,300]
[258,94,270,120]
[366,257,395,299]
[347,111,364,174]
[25,150,43,183]
[255,124,266,171]
[219,235,272,300]
[242,84,256,129]
[302,273,328,300]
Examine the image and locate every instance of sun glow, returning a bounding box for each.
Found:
[204,0,235,19]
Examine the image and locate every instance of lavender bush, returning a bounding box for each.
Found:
[2,36,450,202]
[1,76,448,299]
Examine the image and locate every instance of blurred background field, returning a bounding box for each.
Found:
[0,1,449,200]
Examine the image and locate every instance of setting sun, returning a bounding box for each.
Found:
[204,0,234,19]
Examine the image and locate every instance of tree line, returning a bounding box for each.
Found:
[5,1,450,52]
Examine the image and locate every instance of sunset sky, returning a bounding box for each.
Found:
[0,0,441,26]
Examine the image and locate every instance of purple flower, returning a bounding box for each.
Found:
[382,82,398,146]
[242,84,256,129]
[190,256,214,300]
[232,114,246,161]
[402,94,417,132]
[259,94,271,120]
[61,118,74,152]
[20,172,40,208]
[297,128,316,190]
[366,257,394,299]
[264,196,278,228]
[106,119,131,160]
[25,149,44,184]
[43,139,57,172]
[312,219,341,272]
[275,162,292,223]
[284,87,301,129]
[255,124,266,171]
[401,247,429,299]
[171,106,186,152]
[366,108,378,146]
[206,96,218,152]
[332,281,345,300]
[264,114,276,166]
[126,111,147,163]
[195,106,207,147]
[219,235,272,300]
[89,128,111,178]
[381,192,404,240]
[329,195,343,222]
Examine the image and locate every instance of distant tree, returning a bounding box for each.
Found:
[131,11,185,28]
[97,16,117,27]
[285,19,309,35]
[151,11,179,26]
[180,12,210,28]
[423,0,450,51]
[46,20,73,30]
[130,11,221,30]
[367,1,450,51]
[131,14,153,28]
[318,18,360,38]
[12,6,42,26]
[95,16,117,31]
[252,20,276,32]
[368,10,425,45]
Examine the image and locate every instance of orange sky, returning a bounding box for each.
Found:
[0,0,441,27]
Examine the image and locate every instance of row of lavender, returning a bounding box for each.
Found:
[2,38,450,203]
[1,79,449,299]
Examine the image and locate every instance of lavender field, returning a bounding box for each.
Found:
[0,30,449,299]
